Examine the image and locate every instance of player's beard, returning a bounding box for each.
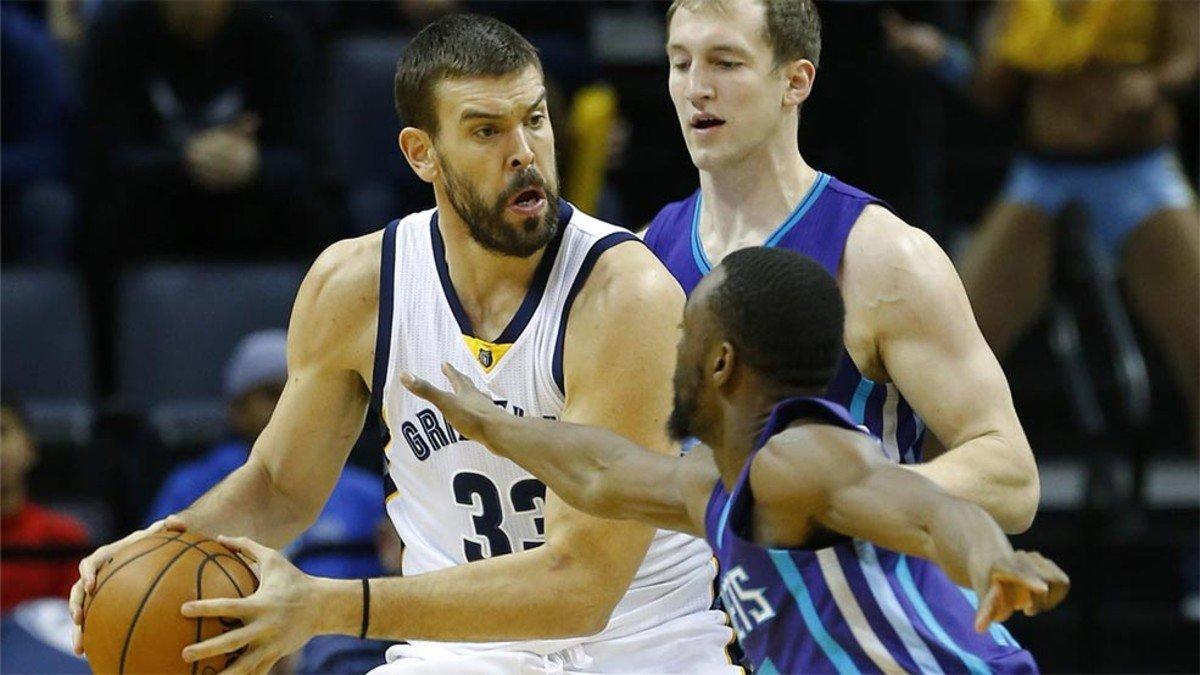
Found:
[667,365,702,441]
[441,158,559,258]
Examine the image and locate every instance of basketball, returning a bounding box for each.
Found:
[81,531,259,674]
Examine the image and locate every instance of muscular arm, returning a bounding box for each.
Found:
[844,207,1038,533]
[317,241,697,641]
[175,237,379,548]
[752,425,1012,592]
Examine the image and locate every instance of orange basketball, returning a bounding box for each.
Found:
[81,531,259,674]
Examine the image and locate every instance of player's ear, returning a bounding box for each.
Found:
[711,341,736,389]
[399,127,439,184]
[781,58,816,109]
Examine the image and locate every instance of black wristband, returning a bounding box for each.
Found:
[359,578,371,639]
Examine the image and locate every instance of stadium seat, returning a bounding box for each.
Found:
[0,268,95,445]
[326,35,430,234]
[116,263,305,446]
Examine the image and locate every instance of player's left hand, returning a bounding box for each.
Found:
[973,550,1070,632]
[401,362,505,446]
[181,535,319,674]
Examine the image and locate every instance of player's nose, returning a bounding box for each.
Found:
[685,69,715,105]
[508,128,535,169]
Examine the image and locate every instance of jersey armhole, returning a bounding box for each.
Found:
[370,219,401,438]
[550,231,641,397]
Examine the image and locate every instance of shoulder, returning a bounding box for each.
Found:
[575,234,684,327]
[750,423,877,506]
[297,232,383,327]
[842,205,959,328]
[290,230,386,368]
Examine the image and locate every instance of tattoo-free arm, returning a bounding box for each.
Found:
[319,242,703,641]
[753,426,1068,627]
[845,208,1039,533]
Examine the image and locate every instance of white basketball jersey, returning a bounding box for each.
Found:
[373,202,718,655]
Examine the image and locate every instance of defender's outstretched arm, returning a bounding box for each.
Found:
[405,362,719,538]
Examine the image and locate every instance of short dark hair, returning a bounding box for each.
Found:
[667,0,822,69]
[708,247,843,390]
[393,14,542,133]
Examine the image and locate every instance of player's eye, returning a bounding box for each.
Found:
[671,60,691,71]
[474,126,498,139]
[528,113,546,129]
[716,60,741,69]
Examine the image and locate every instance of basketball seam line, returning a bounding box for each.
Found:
[118,539,211,674]
[82,532,185,635]
[191,550,255,675]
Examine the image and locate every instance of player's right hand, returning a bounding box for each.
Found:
[69,515,189,655]
[974,550,1070,633]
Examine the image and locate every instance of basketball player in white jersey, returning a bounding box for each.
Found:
[70,14,736,674]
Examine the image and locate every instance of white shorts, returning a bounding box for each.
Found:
[366,610,742,674]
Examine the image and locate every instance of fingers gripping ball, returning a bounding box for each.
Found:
[82,531,259,674]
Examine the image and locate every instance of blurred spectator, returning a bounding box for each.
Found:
[145,330,387,579]
[1,2,77,265]
[884,1,1199,443]
[81,0,327,264]
[1,392,91,613]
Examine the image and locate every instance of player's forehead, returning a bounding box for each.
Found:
[666,0,769,57]
[434,66,547,125]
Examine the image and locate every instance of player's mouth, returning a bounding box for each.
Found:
[690,113,726,135]
[506,187,547,217]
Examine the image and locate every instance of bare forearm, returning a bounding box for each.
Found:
[175,459,313,549]
[314,544,613,641]
[922,496,1013,591]
[483,414,657,521]
[824,461,1013,591]
[907,432,1039,534]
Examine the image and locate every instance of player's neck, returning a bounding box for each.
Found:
[697,146,817,262]
[711,388,784,489]
[435,205,548,341]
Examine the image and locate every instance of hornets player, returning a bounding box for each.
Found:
[70,14,734,674]
[644,0,1040,536]
[405,247,1070,674]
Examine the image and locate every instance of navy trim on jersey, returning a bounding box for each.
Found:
[430,199,573,343]
[371,219,401,431]
[551,231,640,395]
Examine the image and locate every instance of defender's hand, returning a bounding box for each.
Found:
[181,536,317,674]
[401,363,504,447]
[69,515,189,655]
[974,550,1069,632]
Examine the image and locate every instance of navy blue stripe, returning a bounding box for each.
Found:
[429,213,475,336]
[551,231,639,395]
[430,199,573,342]
[497,201,571,343]
[371,220,400,433]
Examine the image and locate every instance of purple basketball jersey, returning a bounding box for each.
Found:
[644,174,926,464]
[703,396,1037,674]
